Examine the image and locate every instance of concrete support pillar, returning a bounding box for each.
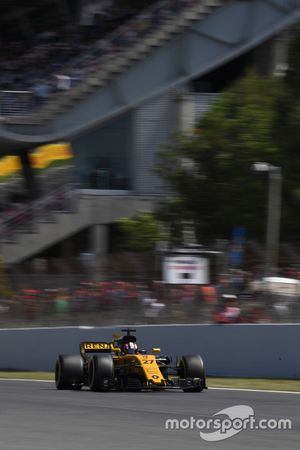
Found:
[90,225,109,279]
[177,92,195,134]
[272,30,289,77]
[20,150,39,200]
[61,238,75,259]
[253,32,289,77]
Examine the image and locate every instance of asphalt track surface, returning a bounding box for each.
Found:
[0,380,299,450]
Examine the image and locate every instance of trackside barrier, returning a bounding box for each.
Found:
[0,324,299,378]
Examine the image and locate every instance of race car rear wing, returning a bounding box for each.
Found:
[80,341,120,355]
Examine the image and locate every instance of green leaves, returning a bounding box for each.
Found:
[157,70,282,242]
[116,211,167,252]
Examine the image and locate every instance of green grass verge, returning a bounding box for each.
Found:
[0,372,299,391]
[0,372,54,380]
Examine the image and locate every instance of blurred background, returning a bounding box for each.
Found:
[1,0,300,327]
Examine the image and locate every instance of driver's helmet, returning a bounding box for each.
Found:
[123,342,138,354]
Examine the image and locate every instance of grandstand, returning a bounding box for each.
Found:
[0,0,299,269]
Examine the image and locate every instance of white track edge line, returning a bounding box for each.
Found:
[0,378,299,394]
[209,386,300,394]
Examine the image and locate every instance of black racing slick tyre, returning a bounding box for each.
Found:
[55,355,84,390]
[88,354,114,392]
[179,354,206,392]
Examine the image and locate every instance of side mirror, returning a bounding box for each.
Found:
[152,347,161,353]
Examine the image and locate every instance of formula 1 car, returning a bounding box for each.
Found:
[55,328,207,392]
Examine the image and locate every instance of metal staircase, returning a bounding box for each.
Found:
[0,192,90,265]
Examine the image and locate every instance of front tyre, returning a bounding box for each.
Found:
[88,354,114,392]
[178,354,206,392]
[55,355,84,390]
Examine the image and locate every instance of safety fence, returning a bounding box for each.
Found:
[0,90,34,116]
[1,275,300,328]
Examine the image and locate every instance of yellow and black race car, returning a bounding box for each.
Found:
[55,328,207,392]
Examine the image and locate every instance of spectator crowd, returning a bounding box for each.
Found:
[1,268,300,327]
[0,0,199,115]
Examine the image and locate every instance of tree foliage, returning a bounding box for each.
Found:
[157,71,282,243]
[116,211,166,252]
[276,25,300,238]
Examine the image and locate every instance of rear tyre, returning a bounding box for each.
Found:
[178,354,206,392]
[55,355,84,390]
[88,354,114,392]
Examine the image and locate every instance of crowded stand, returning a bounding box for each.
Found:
[0,0,199,115]
[1,268,299,327]
[0,1,299,330]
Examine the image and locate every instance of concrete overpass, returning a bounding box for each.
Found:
[0,193,157,265]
